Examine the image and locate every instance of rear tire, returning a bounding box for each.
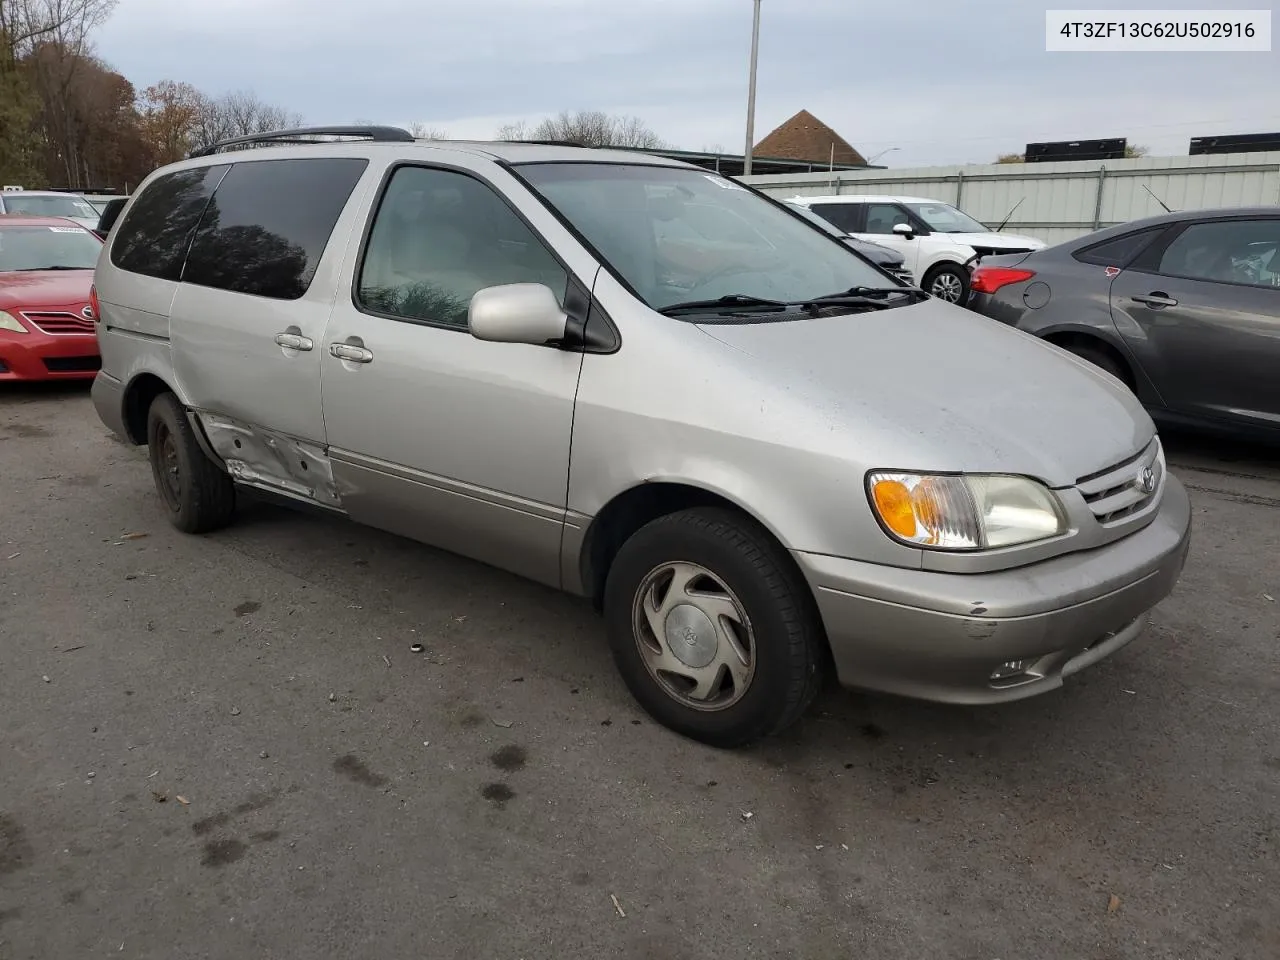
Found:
[923,262,970,304]
[603,508,826,748]
[146,392,235,534]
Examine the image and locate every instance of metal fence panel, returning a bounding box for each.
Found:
[742,152,1280,243]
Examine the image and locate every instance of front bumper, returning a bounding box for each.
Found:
[797,475,1192,704]
[0,330,100,381]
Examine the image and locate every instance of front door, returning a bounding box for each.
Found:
[1109,216,1280,430]
[320,160,592,588]
[851,201,923,277]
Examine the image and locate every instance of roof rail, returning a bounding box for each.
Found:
[189,125,415,159]
[519,139,587,148]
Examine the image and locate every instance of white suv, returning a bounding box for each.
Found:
[789,194,1046,304]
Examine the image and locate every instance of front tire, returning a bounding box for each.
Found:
[923,262,970,304]
[603,508,826,748]
[146,392,236,534]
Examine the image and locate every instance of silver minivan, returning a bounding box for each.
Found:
[90,127,1191,747]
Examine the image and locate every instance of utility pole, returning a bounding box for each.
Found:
[743,0,762,176]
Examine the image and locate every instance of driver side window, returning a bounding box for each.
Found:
[863,203,909,235]
[357,166,568,329]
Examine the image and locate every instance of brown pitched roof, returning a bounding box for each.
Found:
[753,110,866,166]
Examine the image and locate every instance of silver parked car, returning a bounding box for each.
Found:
[90,127,1191,747]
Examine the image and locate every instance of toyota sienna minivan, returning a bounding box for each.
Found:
[90,126,1191,747]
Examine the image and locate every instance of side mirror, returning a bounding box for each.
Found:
[891,222,916,239]
[468,283,568,346]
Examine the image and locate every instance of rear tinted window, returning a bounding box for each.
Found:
[182,158,368,300]
[110,166,228,280]
[808,202,861,233]
[1074,227,1164,267]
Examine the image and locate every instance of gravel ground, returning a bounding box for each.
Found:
[1,383,1277,960]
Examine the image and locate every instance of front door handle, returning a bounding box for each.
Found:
[1132,293,1178,308]
[274,332,314,351]
[329,342,374,363]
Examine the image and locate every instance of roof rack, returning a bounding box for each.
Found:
[518,139,587,148]
[189,125,415,159]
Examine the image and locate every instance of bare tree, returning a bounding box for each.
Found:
[0,0,116,181]
[0,0,116,53]
[496,110,666,149]
[407,121,447,140]
[187,89,303,151]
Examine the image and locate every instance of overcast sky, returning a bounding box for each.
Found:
[96,0,1279,168]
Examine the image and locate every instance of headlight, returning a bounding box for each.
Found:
[0,310,28,334]
[868,472,1066,550]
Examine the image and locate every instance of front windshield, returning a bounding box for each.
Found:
[0,224,102,271]
[518,163,885,312]
[904,201,989,234]
[3,194,98,219]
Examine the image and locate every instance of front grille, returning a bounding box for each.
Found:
[1075,439,1164,524]
[42,355,101,373]
[22,311,95,335]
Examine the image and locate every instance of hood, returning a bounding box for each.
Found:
[0,269,95,311]
[944,232,1045,250]
[695,298,1153,488]
[845,237,904,266]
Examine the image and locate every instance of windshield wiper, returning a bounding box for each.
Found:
[804,286,927,306]
[658,294,788,317]
[15,265,90,271]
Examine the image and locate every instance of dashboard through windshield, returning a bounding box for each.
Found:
[517,163,888,314]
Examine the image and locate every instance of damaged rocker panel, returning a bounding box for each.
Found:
[195,411,342,509]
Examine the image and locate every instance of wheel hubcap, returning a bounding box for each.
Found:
[932,272,963,302]
[632,561,755,711]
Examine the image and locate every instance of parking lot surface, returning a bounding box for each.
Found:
[2,384,1278,960]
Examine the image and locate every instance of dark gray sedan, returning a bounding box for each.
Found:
[968,207,1280,442]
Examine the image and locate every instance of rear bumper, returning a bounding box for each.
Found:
[91,370,129,438]
[796,475,1192,704]
[0,330,100,380]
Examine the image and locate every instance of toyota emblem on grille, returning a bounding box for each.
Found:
[81,304,95,320]
[1139,466,1156,494]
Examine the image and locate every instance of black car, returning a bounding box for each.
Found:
[968,206,1280,442]
[782,201,914,286]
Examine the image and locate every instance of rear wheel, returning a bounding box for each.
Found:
[146,392,235,534]
[923,262,970,304]
[603,508,826,748]
[1061,342,1131,389]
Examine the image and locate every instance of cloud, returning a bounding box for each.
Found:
[97,0,1280,166]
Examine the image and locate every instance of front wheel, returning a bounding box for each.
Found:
[146,392,236,534]
[923,262,970,304]
[603,508,826,748]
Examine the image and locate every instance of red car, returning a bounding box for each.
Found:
[0,216,103,381]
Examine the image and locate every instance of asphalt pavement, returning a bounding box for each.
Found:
[1,383,1277,960]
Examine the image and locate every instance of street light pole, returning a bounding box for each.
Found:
[743,0,762,176]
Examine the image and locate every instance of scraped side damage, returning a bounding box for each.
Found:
[196,412,341,509]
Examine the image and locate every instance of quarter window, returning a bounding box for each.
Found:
[357,166,567,329]
[183,158,368,300]
[1157,219,1280,288]
[110,166,228,281]
[1074,227,1164,267]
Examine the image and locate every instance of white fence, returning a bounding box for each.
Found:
[740,152,1280,246]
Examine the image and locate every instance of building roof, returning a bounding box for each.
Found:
[753,110,866,166]
[633,148,869,177]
